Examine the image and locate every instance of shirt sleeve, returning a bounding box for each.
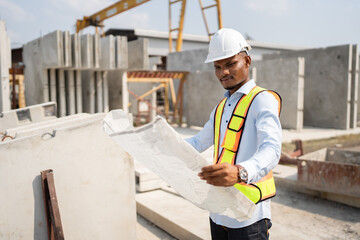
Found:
[239,91,282,183]
[185,108,215,153]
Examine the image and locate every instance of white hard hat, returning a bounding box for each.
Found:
[204,28,252,63]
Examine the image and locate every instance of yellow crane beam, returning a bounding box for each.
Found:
[76,0,151,33]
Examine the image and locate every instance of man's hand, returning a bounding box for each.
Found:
[198,163,239,187]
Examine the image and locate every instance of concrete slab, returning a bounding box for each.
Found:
[95,71,104,112]
[63,31,72,67]
[252,57,305,130]
[0,102,57,131]
[116,36,128,69]
[264,45,355,130]
[107,70,124,110]
[100,35,115,69]
[80,34,93,68]
[103,71,109,112]
[41,30,64,68]
[71,34,81,68]
[58,69,66,117]
[350,45,359,128]
[66,70,76,115]
[0,118,137,239]
[0,20,11,113]
[167,48,212,72]
[184,71,225,127]
[136,189,211,240]
[128,38,149,70]
[93,34,100,69]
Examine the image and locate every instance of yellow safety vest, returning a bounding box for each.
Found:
[214,86,282,204]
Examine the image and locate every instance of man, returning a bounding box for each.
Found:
[185,28,282,239]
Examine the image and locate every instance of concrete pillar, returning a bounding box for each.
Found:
[96,71,104,113]
[122,72,128,114]
[42,69,49,102]
[350,45,359,128]
[58,69,66,117]
[67,70,76,115]
[103,71,109,112]
[49,69,56,102]
[151,84,157,120]
[75,70,82,113]
[82,71,95,114]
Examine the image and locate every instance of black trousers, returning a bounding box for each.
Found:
[210,218,272,240]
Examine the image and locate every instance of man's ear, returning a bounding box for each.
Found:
[245,55,251,67]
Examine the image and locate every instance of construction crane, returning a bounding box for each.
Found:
[76,0,222,52]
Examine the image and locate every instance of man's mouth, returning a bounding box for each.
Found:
[221,76,233,82]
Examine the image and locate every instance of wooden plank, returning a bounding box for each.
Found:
[41,169,65,240]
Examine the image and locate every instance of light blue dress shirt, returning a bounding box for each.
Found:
[185,79,282,228]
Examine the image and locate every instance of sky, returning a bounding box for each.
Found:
[1,0,360,49]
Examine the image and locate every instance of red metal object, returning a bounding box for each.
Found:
[297,159,360,198]
[127,70,188,79]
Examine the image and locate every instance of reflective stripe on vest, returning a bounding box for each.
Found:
[213,86,282,204]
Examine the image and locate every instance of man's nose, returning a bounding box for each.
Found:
[220,68,230,78]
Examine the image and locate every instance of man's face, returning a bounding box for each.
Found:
[213,52,251,95]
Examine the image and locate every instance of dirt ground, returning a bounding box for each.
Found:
[282,133,360,154]
[271,186,360,240]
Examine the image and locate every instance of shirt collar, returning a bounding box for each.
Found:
[224,79,256,98]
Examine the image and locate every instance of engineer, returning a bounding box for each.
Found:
[185,28,282,240]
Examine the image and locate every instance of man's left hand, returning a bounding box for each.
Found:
[198,163,238,187]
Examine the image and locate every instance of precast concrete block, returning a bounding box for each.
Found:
[185,71,224,127]
[0,102,57,131]
[251,57,305,130]
[116,36,128,69]
[63,31,72,67]
[350,45,359,128]
[264,45,353,129]
[167,48,213,72]
[100,35,115,69]
[41,30,64,68]
[0,117,137,239]
[128,38,149,70]
[80,34,93,68]
[71,33,81,68]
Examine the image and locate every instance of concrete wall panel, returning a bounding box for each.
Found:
[251,57,305,130]
[41,30,64,68]
[185,71,224,127]
[128,38,149,70]
[116,36,128,69]
[167,48,212,72]
[71,34,81,68]
[100,35,115,69]
[0,20,11,112]
[264,45,353,129]
[80,34,93,69]
[63,31,72,67]
[0,119,137,239]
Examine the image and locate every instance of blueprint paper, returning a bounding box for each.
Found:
[102,110,255,220]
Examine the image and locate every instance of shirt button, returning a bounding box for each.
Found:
[226,120,228,123]
[228,104,231,106]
